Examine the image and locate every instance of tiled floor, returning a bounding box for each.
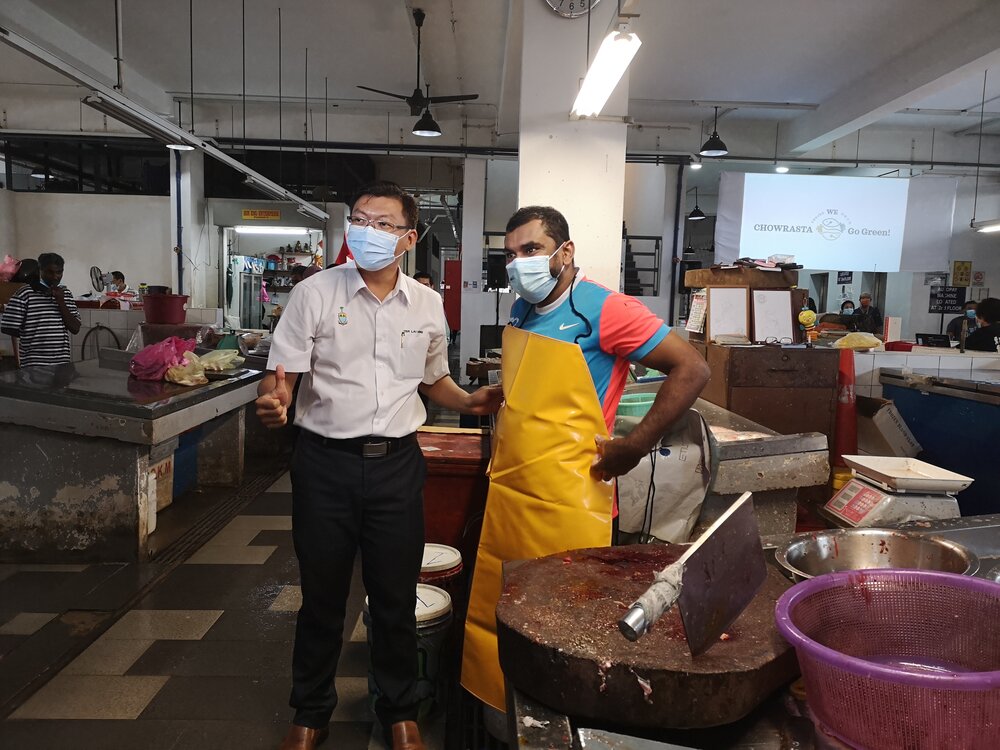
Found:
[0,474,451,750]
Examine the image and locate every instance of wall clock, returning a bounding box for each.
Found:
[544,0,603,20]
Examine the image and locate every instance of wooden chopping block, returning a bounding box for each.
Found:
[496,544,798,729]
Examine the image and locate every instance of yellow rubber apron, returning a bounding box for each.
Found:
[461,326,613,711]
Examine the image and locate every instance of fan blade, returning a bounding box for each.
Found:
[357,85,410,101]
[427,94,480,105]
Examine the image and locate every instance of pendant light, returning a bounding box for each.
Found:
[412,108,442,137]
[970,69,1000,232]
[699,106,728,157]
[688,187,706,221]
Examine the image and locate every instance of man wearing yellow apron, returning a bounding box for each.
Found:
[462,206,711,712]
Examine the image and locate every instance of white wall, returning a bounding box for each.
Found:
[5,192,172,296]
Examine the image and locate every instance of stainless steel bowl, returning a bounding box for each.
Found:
[775,528,979,581]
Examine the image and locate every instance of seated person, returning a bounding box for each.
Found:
[964,297,1000,352]
[109,271,134,294]
[839,300,859,331]
[946,301,978,341]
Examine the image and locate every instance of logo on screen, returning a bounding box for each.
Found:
[812,208,852,241]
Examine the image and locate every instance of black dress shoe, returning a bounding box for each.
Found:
[278,724,329,750]
[391,720,425,750]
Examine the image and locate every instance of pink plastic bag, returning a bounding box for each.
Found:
[129,336,197,381]
[0,255,19,282]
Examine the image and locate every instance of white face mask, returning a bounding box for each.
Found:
[506,242,567,304]
[347,224,406,271]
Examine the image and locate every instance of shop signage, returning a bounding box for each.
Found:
[241,209,282,221]
[952,260,972,287]
[923,271,948,286]
[972,271,986,287]
[928,285,966,314]
[837,271,853,284]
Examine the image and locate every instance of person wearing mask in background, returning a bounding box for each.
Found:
[256,181,501,750]
[840,299,859,331]
[109,271,133,294]
[963,297,1000,352]
[503,206,711,481]
[1,252,80,367]
[947,301,978,341]
[853,291,883,335]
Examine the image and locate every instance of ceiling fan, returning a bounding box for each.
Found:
[357,7,479,117]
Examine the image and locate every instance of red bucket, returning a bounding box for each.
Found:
[143,294,189,324]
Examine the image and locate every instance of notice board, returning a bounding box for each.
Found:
[928,285,966,314]
[707,287,749,340]
[751,290,795,343]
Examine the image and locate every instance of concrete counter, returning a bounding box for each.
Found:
[0,361,264,562]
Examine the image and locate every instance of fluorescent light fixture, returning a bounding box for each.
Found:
[234,226,311,235]
[971,219,1000,233]
[412,109,442,137]
[83,94,193,151]
[775,165,789,173]
[571,28,642,118]
[689,161,703,170]
[30,171,47,179]
[1,26,327,223]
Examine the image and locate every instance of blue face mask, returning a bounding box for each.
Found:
[506,242,567,304]
[966,309,977,319]
[843,307,854,315]
[346,224,406,271]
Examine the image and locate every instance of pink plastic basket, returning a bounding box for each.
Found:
[775,569,1000,750]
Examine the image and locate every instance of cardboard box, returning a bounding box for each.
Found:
[856,395,921,457]
[684,266,798,289]
[0,281,27,306]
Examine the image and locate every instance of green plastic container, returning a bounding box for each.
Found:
[616,393,656,418]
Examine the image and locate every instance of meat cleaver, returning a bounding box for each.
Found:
[618,492,766,656]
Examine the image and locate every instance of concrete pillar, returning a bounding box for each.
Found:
[168,150,210,306]
[517,0,631,290]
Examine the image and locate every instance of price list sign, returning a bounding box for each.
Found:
[928,285,966,314]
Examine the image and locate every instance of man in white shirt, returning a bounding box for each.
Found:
[257,182,500,750]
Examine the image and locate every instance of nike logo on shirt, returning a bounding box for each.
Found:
[558,322,580,331]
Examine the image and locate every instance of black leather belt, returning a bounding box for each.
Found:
[302,430,417,458]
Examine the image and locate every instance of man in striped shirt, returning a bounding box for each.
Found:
[1,253,81,367]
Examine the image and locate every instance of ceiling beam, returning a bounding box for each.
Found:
[0,25,328,222]
[780,1,1000,154]
[0,0,170,113]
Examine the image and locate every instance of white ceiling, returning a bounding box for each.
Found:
[3,0,1000,157]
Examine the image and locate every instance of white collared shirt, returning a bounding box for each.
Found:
[267,264,449,438]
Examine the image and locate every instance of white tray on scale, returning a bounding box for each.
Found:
[841,455,973,494]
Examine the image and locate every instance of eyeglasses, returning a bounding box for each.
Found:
[346,215,413,233]
[764,337,793,345]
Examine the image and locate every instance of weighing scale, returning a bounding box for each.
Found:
[824,455,972,527]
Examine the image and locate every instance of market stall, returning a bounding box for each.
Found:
[0,358,262,562]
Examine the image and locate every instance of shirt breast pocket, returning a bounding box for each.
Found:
[398,330,430,379]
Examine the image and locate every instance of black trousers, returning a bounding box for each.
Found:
[288,432,426,730]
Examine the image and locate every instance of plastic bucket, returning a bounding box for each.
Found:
[364,583,453,719]
[143,294,188,324]
[419,543,464,607]
[617,392,656,418]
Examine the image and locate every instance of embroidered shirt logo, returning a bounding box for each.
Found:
[337,307,348,326]
[558,322,580,331]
